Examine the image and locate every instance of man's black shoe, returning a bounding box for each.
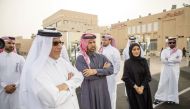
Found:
[167,101,176,104]
[154,99,162,105]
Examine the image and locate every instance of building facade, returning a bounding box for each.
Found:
[111,7,190,56]
[42,9,109,62]
[42,9,109,48]
[13,7,190,57]
[15,36,33,56]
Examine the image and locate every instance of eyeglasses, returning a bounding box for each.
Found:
[168,42,176,44]
[52,41,64,46]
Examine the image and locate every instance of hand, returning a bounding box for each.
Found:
[134,87,141,94]
[138,86,144,94]
[83,69,97,77]
[68,72,74,80]
[135,87,143,94]
[134,85,140,94]
[56,83,68,91]
[103,62,111,69]
[4,84,16,94]
[134,85,144,95]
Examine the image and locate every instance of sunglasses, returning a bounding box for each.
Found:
[168,42,176,44]
[53,41,64,46]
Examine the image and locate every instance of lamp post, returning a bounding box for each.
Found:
[187,37,190,66]
[73,40,78,62]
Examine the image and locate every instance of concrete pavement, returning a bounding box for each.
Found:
[116,56,190,109]
[116,70,190,109]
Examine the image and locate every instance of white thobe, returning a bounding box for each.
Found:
[35,57,83,109]
[155,47,182,104]
[0,51,25,109]
[101,44,121,109]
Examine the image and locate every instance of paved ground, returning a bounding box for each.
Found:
[116,56,190,109]
[116,70,190,109]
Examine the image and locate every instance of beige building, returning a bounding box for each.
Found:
[15,6,190,57]
[42,9,109,60]
[15,36,33,56]
[111,6,190,55]
[42,9,110,49]
[13,9,109,57]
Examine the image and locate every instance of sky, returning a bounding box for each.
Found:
[0,0,190,37]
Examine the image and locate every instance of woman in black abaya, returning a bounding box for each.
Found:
[122,43,153,109]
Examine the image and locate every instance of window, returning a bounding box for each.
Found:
[132,26,136,34]
[137,25,141,33]
[153,22,159,31]
[149,39,157,50]
[142,24,146,33]
[63,20,68,24]
[57,20,62,27]
[147,23,152,32]
[128,27,131,34]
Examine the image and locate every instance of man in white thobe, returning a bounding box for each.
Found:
[99,34,121,109]
[154,37,182,104]
[0,36,25,109]
[19,28,83,109]
[123,36,144,60]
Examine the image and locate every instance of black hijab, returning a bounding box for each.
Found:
[129,43,147,66]
[129,43,142,60]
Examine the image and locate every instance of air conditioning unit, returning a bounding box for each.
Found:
[171,5,177,9]
[163,9,167,12]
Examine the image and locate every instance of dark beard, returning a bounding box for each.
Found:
[169,45,176,49]
[5,47,14,53]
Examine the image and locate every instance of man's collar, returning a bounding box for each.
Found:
[2,51,14,55]
[87,52,96,57]
[48,57,61,64]
[103,44,111,48]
